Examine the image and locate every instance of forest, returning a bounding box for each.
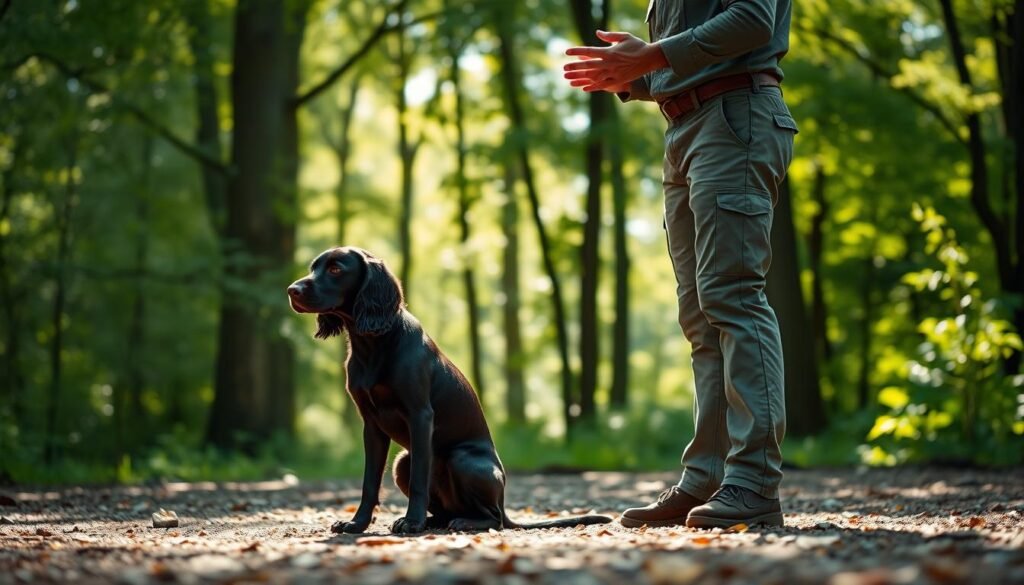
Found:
[1,0,1022,484]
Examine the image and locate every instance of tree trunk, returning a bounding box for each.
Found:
[449,47,486,399]
[45,130,79,463]
[608,105,630,409]
[207,0,306,451]
[494,8,576,434]
[856,232,878,410]
[503,163,526,424]
[765,179,826,435]
[570,0,610,422]
[808,164,832,363]
[183,0,228,236]
[394,27,421,295]
[0,141,23,420]
[120,136,153,452]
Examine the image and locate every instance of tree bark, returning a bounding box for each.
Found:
[120,136,153,451]
[808,164,832,363]
[855,205,880,411]
[45,130,79,463]
[503,163,526,423]
[570,0,611,422]
[0,141,23,420]
[393,25,421,296]
[494,8,576,434]
[608,105,630,409]
[183,0,228,236]
[449,46,486,399]
[206,0,307,451]
[765,179,826,435]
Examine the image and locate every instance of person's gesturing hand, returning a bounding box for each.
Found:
[563,30,669,93]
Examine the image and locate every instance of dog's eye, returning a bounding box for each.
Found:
[328,265,342,275]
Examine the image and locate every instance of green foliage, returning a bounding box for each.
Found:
[864,205,1024,465]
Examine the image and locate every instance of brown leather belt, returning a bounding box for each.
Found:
[658,72,781,122]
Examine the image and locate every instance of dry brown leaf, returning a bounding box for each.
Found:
[240,541,260,553]
[728,523,749,533]
[967,516,986,529]
[342,504,358,513]
[691,536,715,546]
[356,536,405,547]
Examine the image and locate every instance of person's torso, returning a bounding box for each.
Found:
[644,0,791,100]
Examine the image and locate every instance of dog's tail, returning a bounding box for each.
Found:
[502,512,613,530]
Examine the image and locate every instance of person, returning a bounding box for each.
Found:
[564,0,796,529]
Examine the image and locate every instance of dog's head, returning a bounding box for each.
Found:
[287,247,403,338]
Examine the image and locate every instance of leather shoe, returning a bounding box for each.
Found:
[686,484,784,529]
[620,486,705,528]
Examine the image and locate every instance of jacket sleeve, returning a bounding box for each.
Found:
[657,0,777,79]
[617,73,655,102]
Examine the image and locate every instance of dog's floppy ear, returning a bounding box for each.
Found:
[352,254,403,335]
[315,313,345,339]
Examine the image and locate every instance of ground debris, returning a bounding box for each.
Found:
[0,468,1021,584]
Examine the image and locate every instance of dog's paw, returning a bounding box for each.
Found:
[390,516,426,534]
[330,519,369,534]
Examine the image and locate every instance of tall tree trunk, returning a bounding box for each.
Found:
[938,0,1019,373]
[394,26,421,295]
[570,0,611,422]
[1007,0,1023,373]
[0,141,23,420]
[494,7,576,434]
[330,76,361,427]
[808,164,832,363]
[765,179,826,435]
[207,0,307,451]
[608,105,630,409]
[183,0,228,237]
[856,232,878,410]
[449,47,486,398]
[120,137,153,452]
[503,163,526,423]
[45,130,79,463]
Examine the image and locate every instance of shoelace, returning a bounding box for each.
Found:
[656,486,682,504]
[708,484,745,505]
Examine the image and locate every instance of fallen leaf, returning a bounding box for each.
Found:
[356,536,405,547]
[230,502,250,512]
[35,528,54,537]
[240,541,260,553]
[966,516,986,529]
[728,523,749,533]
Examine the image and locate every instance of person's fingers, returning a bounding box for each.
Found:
[563,69,602,80]
[596,30,631,43]
[565,46,607,58]
[570,79,593,88]
[563,59,607,72]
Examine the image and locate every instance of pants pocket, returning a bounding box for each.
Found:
[718,93,752,146]
[714,192,772,277]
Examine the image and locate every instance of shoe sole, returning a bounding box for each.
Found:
[619,515,689,528]
[685,511,784,529]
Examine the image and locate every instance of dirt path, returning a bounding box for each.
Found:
[2,468,1023,584]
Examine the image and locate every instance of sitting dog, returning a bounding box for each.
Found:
[288,246,612,534]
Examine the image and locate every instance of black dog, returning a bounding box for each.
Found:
[288,247,612,533]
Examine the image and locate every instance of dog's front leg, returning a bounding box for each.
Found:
[390,408,433,534]
[331,421,390,534]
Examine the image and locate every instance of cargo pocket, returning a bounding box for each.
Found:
[715,192,773,277]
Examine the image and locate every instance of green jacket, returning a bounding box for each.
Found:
[621,0,791,102]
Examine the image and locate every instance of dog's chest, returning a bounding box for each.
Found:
[351,384,410,440]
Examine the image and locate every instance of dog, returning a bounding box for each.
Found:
[287,246,612,533]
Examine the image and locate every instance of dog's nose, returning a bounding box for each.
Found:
[287,283,303,298]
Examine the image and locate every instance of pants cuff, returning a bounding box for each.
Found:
[677,476,717,502]
[721,475,779,499]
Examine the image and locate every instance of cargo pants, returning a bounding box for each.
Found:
[665,84,797,500]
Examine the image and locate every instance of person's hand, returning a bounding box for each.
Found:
[563,30,669,93]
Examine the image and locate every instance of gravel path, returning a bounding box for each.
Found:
[2,468,1023,584]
